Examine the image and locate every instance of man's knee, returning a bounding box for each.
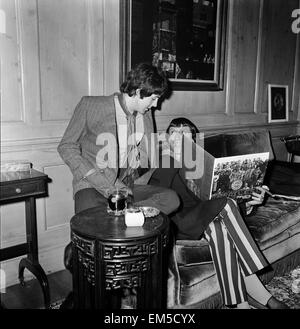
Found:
[163,188,180,213]
[75,188,107,214]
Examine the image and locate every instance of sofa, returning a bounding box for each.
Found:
[167,130,300,309]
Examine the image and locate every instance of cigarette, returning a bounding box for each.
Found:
[261,186,275,198]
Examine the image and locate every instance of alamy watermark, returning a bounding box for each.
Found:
[95,131,206,180]
[292,9,300,33]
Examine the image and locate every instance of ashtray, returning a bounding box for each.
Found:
[139,206,160,218]
[1,160,32,172]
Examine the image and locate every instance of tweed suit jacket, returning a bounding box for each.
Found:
[57,94,155,197]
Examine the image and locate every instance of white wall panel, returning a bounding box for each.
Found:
[43,164,74,230]
[38,0,89,121]
[231,0,261,114]
[0,202,26,248]
[0,0,24,122]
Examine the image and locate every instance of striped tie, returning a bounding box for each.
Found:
[117,93,140,190]
[186,179,201,199]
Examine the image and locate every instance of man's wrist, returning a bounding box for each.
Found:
[245,202,254,215]
[126,193,134,208]
[82,168,96,180]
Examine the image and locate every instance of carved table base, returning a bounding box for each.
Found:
[70,207,169,309]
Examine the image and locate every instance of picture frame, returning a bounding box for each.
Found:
[120,0,228,91]
[268,84,289,123]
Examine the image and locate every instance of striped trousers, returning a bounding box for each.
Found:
[204,199,269,306]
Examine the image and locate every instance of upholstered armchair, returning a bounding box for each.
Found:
[167,130,286,309]
[167,237,222,308]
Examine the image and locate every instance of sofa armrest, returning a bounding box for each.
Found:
[175,238,212,266]
[176,239,209,247]
[264,160,300,195]
[167,242,181,308]
[204,134,227,157]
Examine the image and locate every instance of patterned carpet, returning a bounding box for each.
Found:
[50,266,300,309]
[265,266,300,309]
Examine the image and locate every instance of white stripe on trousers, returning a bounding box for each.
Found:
[207,222,228,302]
[204,200,268,305]
[224,201,266,272]
[205,219,248,305]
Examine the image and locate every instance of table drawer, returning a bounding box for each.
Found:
[0,180,46,200]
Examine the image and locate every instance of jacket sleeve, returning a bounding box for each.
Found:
[57,97,116,197]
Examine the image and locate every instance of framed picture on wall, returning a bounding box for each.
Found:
[268,84,289,123]
[120,0,228,91]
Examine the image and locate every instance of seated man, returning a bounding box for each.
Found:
[148,117,288,309]
[57,63,180,307]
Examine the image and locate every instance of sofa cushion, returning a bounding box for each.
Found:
[259,221,300,264]
[245,198,300,244]
[178,262,219,306]
[175,239,211,265]
[265,161,300,196]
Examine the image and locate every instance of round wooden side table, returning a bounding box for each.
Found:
[70,206,170,309]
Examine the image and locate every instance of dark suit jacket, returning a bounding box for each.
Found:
[149,155,227,240]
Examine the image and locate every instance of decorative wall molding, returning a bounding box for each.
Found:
[1,136,61,152]
[86,0,105,96]
[42,163,74,231]
[291,30,300,113]
[155,110,298,133]
[196,121,299,136]
[224,0,234,116]
[254,0,264,114]
[1,119,298,153]
[1,0,25,123]
[15,0,26,123]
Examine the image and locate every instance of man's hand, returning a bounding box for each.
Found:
[113,179,133,196]
[246,187,266,206]
[107,185,133,198]
[245,186,266,214]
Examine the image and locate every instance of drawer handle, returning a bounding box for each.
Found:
[15,188,22,194]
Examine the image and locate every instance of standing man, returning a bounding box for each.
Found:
[58,62,179,214]
[57,63,179,288]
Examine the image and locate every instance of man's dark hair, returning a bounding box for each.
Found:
[120,62,168,98]
[166,117,199,143]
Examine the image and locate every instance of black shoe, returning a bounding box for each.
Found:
[267,296,289,309]
[59,292,74,309]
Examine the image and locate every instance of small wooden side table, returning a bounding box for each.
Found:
[0,169,50,308]
[70,206,170,309]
